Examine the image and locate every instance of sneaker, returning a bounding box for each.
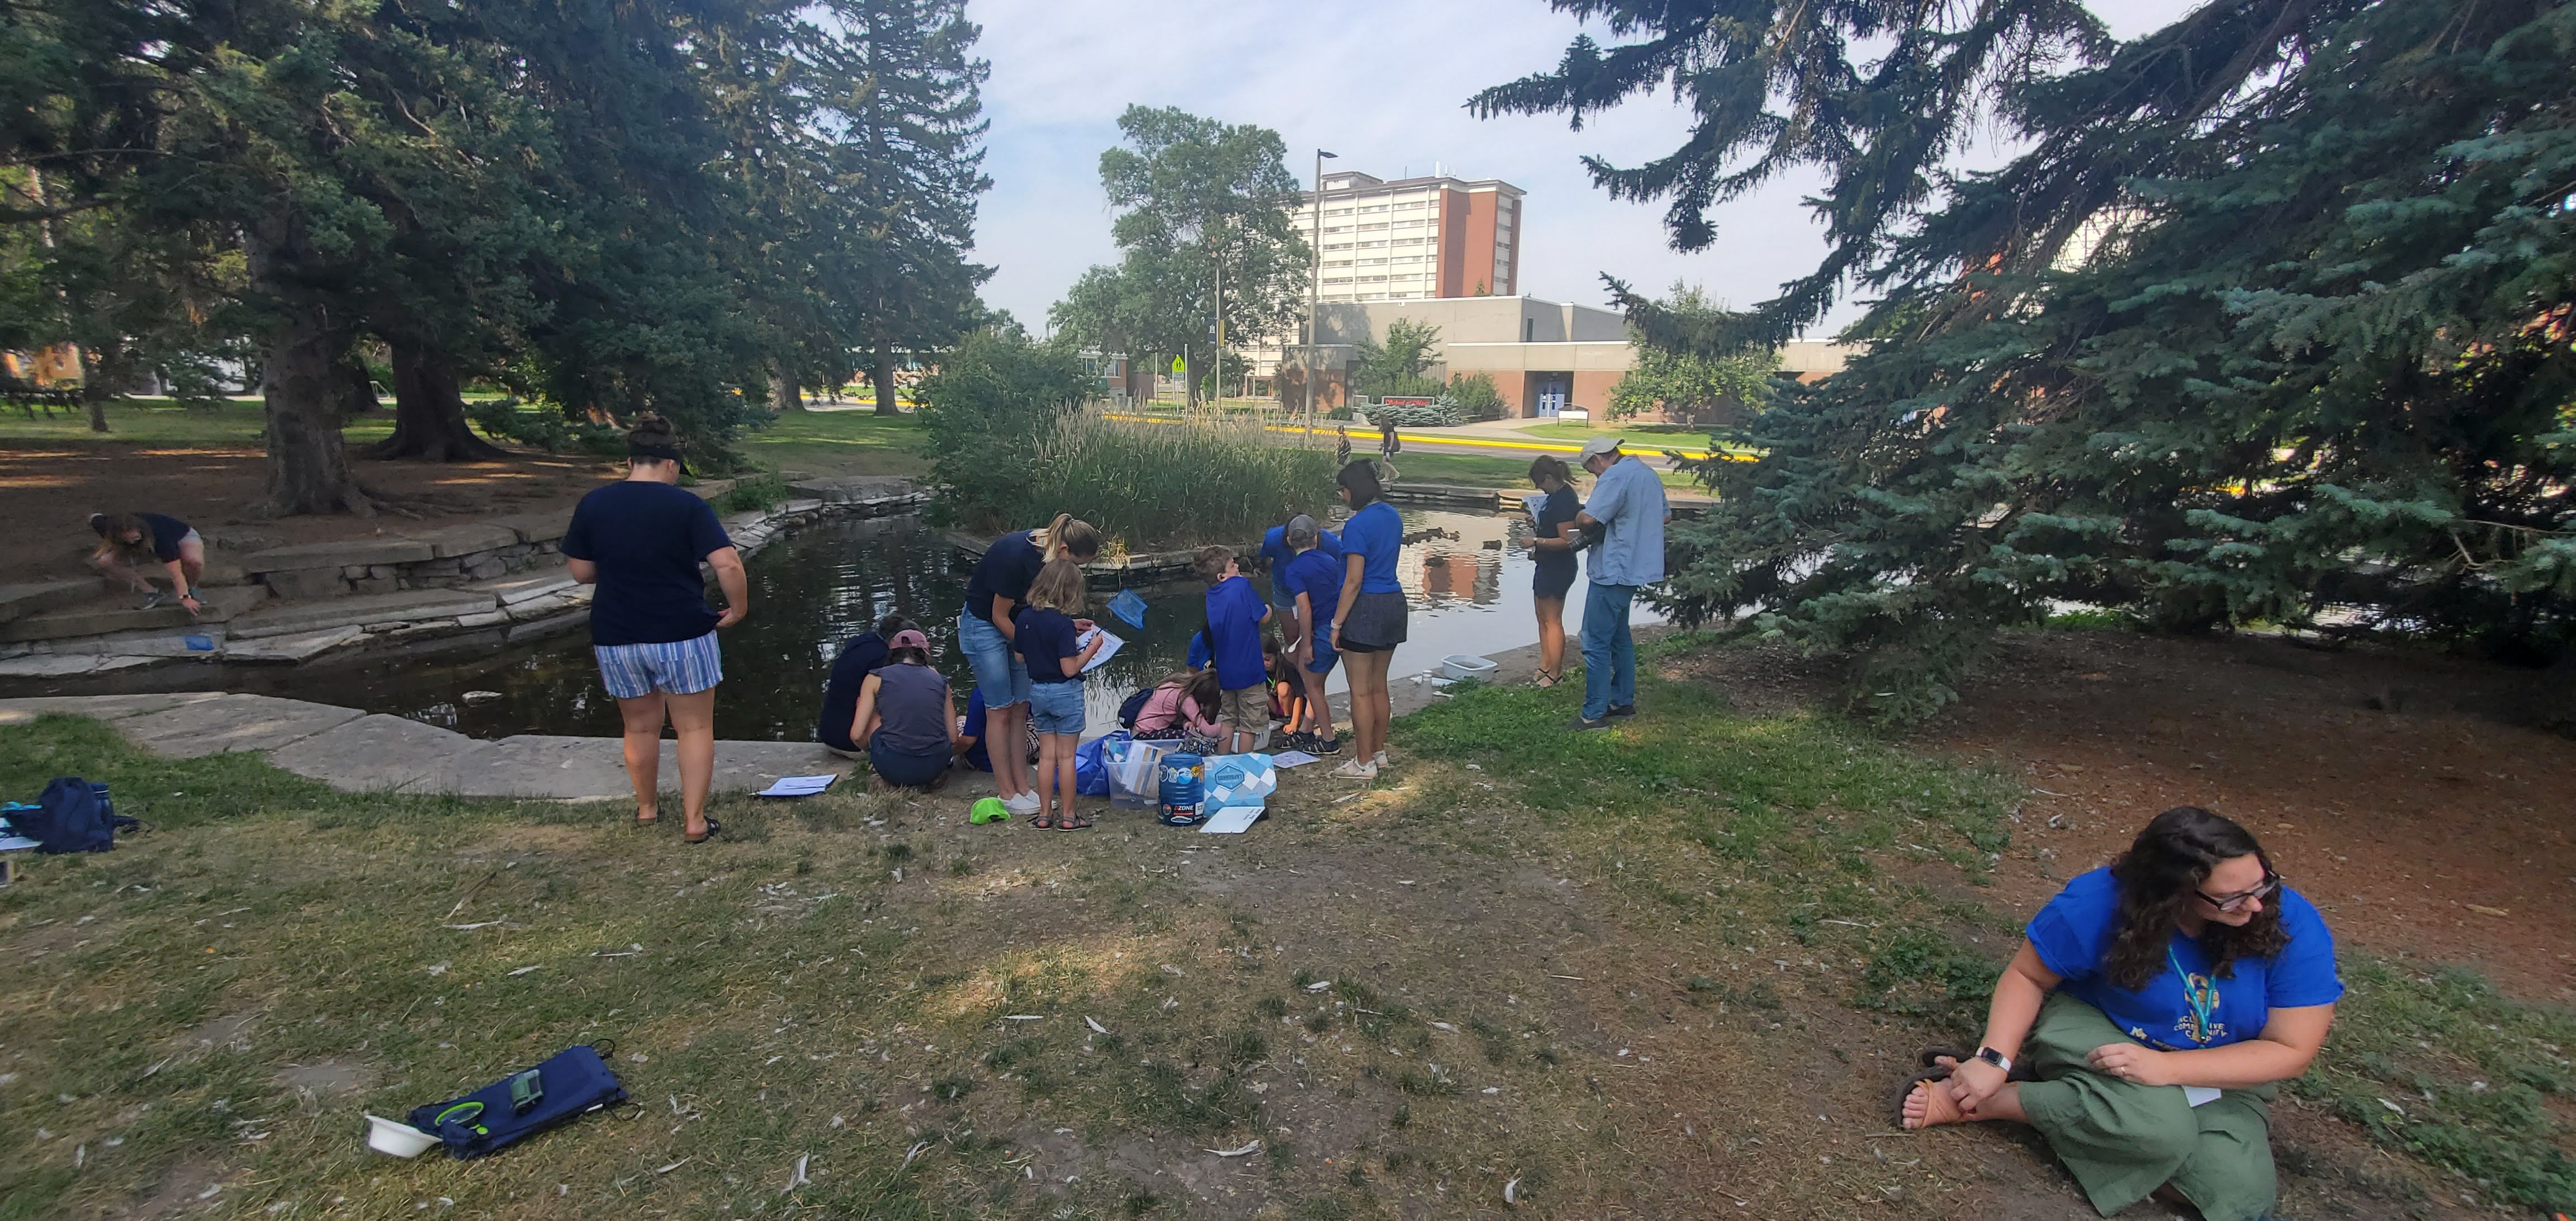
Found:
[1279,731,1316,754]
[1331,759,1379,780]
[1312,733,1343,755]
[137,591,165,610]
[1004,791,1040,816]
[1571,716,1613,731]
[1608,703,1637,718]
[1373,750,1389,768]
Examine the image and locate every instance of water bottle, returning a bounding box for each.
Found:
[1157,754,1204,826]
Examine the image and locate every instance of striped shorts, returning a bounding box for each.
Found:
[593,631,723,699]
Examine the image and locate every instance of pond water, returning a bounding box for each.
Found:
[273,507,1662,741]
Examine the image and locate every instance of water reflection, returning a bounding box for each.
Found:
[273,507,1658,740]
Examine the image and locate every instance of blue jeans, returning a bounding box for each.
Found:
[1026,680,1086,737]
[956,609,1031,708]
[1581,582,1637,721]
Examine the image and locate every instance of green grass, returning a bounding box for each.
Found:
[738,409,929,478]
[2295,959,2576,1208]
[0,397,394,448]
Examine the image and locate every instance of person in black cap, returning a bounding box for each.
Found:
[561,415,749,843]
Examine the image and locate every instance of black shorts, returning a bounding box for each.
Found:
[1339,590,1409,652]
[1532,562,1577,601]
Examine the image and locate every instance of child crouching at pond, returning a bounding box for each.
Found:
[1014,557,1103,830]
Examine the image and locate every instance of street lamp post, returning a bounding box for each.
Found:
[1308,149,1336,438]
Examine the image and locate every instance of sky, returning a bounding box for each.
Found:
[966,0,2204,338]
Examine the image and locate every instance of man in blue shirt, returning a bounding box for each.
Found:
[1570,436,1668,730]
[1257,517,1341,617]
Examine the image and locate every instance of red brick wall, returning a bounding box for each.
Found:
[1436,190,1468,298]
[1461,193,1500,297]
[1571,370,1621,417]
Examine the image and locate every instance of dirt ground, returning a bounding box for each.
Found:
[1914,630,2576,1005]
[0,440,625,585]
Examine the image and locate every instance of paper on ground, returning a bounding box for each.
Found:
[1198,805,1262,834]
[1076,628,1125,673]
[756,774,838,798]
[2182,1086,2222,1108]
[0,835,39,852]
[1269,750,1321,768]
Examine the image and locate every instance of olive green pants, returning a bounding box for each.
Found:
[2018,992,2279,1221]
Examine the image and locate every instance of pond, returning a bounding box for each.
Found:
[267,506,1664,740]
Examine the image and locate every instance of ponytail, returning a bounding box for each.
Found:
[1039,513,1102,562]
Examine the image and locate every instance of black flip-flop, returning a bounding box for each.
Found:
[684,817,721,844]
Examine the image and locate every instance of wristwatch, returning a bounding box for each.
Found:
[1973,1047,2012,1073]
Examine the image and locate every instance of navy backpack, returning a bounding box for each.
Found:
[406,1042,628,1159]
[10,778,135,854]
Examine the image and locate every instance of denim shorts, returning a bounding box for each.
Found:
[593,631,722,699]
[1026,680,1085,737]
[956,609,1031,708]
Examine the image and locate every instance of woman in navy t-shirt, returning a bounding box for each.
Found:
[1898,807,2341,1221]
[561,418,748,843]
[1523,455,1581,688]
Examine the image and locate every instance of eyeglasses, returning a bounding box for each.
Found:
[2196,871,2279,912]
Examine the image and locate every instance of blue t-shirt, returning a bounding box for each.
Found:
[1014,605,1085,685]
[965,529,1046,623]
[816,633,889,752]
[1187,627,1211,671]
[1203,575,1270,690]
[2028,868,2343,1052]
[561,481,732,647]
[1338,501,1404,595]
[1259,526,1343,602]
[1281,548,1345,633]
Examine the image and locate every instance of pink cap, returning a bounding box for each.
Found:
[889,629,931,651]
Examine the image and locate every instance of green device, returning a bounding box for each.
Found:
[507,1068,543,1115]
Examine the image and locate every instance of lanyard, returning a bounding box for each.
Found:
[2169,945,2219,1045]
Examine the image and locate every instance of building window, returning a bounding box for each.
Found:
[1358,223,1387,231]
[1324,242,1351,250]
[1324,259,1351,268]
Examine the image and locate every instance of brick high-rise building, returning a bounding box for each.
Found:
[1306,170,1523,302]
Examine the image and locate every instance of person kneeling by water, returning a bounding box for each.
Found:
[848,630,956,791]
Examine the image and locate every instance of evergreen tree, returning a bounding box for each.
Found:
[806,0,993,417]
[1486,0,2576,720]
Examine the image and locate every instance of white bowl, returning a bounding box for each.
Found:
[1439,654,1499,682]
[366,1113,441,1158]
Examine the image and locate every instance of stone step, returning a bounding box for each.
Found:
[225,625,365,664]
[0,579,103,625]
[461,570,580,607]
[238,536,438,574]
[0,584,268,643]
[225,588,498,640]
[416,523,522,559]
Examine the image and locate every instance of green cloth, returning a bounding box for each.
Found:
[2017,992,2280,1221]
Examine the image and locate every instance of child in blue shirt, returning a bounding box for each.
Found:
[1277,517,1346,754]
[1013,557,1104,830]
[1194,545,1272,754]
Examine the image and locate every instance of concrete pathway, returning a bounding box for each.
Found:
[0,693,861,800]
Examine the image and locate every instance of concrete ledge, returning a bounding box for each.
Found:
[419,523,523,559]
[228,589,499,639]
[0,694,857,799]
[0,585,267,643]
[239,537,439,572]
[0,579,102,625]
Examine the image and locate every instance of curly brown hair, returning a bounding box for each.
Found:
[2102,806,2287,991]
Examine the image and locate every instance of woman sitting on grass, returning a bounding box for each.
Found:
[846,630,955,791]
[1900,806,2341,1221]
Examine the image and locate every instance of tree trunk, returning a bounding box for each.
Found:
[339,356,380,419]
[79,341,114,433]
[261,301,372,517]
[373,336,507,461]
[872,338,900,416]
[769,358,803,413]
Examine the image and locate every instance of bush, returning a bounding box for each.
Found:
[916,330,1095,532]
[718,472,790,513]
[1447,372,1506,420]
[1365,399,1466,428]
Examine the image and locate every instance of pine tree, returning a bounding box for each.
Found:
[1485,0,2575,719]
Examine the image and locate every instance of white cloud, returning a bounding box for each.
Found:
[968,0,2205,335]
